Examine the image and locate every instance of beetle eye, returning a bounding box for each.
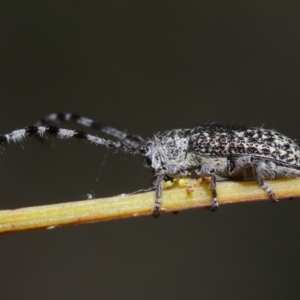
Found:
[140,146,148,155]
[140,143,152,155]
[144,155,152,166]
[140,145,153,166]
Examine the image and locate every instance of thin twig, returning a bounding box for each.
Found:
[0,178,299,234]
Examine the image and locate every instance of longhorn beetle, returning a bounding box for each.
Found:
[1,113,300,217]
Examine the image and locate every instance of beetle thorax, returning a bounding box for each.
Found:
[142,129,199,174]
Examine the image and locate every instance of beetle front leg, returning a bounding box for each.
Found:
[152,164,182,217]
[152,172,165,218]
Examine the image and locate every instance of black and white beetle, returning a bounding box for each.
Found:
[1,113,300,217]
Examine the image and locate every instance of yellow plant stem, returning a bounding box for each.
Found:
[0,178,299,234]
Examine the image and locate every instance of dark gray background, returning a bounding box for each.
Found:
[1,1,300,299]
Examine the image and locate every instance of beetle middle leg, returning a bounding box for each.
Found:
[196,164,219,211]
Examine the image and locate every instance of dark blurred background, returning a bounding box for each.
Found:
[1,1,300,299]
